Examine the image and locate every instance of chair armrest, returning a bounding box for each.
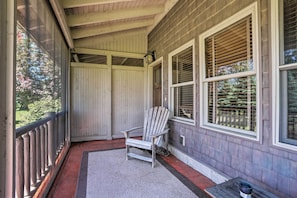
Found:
[121,126,143,138]
[151,128,170,149]
[151,128,170,138]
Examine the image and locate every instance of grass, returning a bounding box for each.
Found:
[16,110,30,128]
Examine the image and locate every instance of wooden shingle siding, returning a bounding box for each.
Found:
[148,0,297,197]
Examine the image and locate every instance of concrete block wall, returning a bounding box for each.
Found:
[148,0,297,197]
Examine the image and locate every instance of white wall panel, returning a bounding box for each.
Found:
[112,66,145,138]
[71,64,110,141]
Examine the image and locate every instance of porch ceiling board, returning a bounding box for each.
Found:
[71,18,154,39]
[62,0,138,9]
[74,28,147,48]
[51,0,179,48]
[67,5,164,27]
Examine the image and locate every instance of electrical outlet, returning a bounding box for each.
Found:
[180,135,185,146]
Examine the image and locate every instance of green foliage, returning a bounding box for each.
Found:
[16,110,30,128]
[16,24,63,128]
[27,97,61,123]
[16,97,61,128]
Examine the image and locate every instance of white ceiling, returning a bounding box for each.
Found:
[50,0,179,48]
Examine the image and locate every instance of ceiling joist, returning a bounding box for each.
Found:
[72,18,154,39]
[74,29,146,48]
[62,0,137,9]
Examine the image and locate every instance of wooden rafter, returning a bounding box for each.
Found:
[72,18,154,39]
[62,0,137,9]
[67,5,164,27]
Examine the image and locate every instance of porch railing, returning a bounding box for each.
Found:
[15,111,68,198]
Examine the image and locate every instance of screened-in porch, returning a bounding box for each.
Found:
[1,0,297,197]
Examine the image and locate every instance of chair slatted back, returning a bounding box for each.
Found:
[143,106,169,142]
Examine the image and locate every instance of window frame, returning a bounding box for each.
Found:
[272,0,297,151]
[168,39,195,125]
[199,2,260,140]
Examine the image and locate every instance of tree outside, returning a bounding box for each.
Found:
[16,24,62,128]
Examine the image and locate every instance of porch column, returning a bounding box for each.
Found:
[0,0,16,197]
[107,54,112,140]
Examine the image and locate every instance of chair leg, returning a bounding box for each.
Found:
[152,144,156,168]
[126,145,130,160]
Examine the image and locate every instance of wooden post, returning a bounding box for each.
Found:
[1,0,16,197]
[15,137,24,198]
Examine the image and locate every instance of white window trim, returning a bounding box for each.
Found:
[271,0,297,151]
[168,39,195,125]
[199,2,261,141]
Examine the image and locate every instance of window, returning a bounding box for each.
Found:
[200,3,259,138]
[169,40,195,123]
[272,0,297,150]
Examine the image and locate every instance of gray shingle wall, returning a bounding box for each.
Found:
[148,0,297,197]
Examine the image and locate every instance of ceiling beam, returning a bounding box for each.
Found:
[74,28,146,49]
[67,5,164,27]
[72,47,144,59]
[49,0,74,48]
[72,18,154,39]
[62,0,137,9]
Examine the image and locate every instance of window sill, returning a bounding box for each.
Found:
[169,117,195,126]
[201,123,259,141]
[273,141,297,152]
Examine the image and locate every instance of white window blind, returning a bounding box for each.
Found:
[206,16,253,78]
[170,43,194,121]
[283,0,297,64]
[204,15,257,133]
[172,47,193,84]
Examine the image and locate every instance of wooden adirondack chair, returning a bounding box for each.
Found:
[121,106,170,168]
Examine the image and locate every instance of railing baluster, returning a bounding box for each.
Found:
[23,133,30,197]
[16,136,24,198]
[29,130,36,188]
[16,111,67,197]
[47,112,55,166]
[36,127,41,181]
[45,123,48,171]
[40,125,45,176]
[62,114,65,145]
[58,115,62,150]
[54,116,58,156]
